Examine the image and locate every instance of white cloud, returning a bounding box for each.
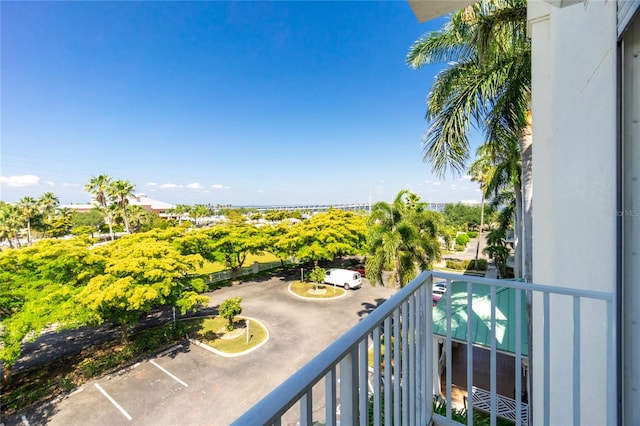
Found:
[44,180,56,187]
[460,175,472,181]
[187,182,204,190]
[432,182,442,186]
[0,175,40,187]
[160,183,181,189]
[145,182,157,187]
[61,182,82,188]
[449,184,458,190]
[211,184,225,189]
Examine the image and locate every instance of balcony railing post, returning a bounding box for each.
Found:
[325,368,336,426]
[409,293,417,426]
[300,390,312,426]
[466,281,474,426]
[384,316,392,426]
[233,271,614,426]
[424,280,433,424]
[359,338,368,426]
[402,300,410,426]
[340,346,359,425]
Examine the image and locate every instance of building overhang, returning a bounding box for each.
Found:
[408,0,478,22]
[408,0,583,24]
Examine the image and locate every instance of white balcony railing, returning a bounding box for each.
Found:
[232,271,615,426]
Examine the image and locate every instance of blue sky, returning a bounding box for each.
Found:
[1,1,482,206]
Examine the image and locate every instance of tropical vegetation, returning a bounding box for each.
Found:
[407,0,531,281]
[366,190,441,287]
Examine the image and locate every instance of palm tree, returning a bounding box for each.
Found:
[407,0,532,282]
[366,190,440,287]
[85,175,115,240]
[38,192,60,237]
[108,179,135,233]
[0,202,22,248]
[469,139,521,274]
[16,196,38,246]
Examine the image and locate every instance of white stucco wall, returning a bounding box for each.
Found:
[529,0,617,424]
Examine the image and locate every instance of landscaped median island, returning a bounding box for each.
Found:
[288,281,347,299]
[182,316,268,356]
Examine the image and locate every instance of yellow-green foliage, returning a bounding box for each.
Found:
[288,209,367,264]
[0,228,210,366]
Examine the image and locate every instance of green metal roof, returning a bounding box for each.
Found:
[433,281,529,357]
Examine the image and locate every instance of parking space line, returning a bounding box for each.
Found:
[94,383,132,421]
[149,360,189,387]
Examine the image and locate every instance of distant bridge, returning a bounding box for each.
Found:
[241,202,449,214]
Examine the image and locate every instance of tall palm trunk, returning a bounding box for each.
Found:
[514,181,523,278]
[107,214,115,241]
[394,249,401,287]
[122,209,131,234]
[26,219,32,246]
[475,196,485,270]
[520,113,533,283]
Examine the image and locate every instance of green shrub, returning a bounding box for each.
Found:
[445,259,488,271]
[471,259,488,271]
[446,259,468,270]
[455,233,470,245]
[467,231,478,238]
[219,297,243,331]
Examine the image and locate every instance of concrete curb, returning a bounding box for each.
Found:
[188,316,270,358]
[287,282,348,301]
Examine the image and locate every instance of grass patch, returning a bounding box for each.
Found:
[195,253,280,274]
[289,281,346,298]
[183,317,267,353]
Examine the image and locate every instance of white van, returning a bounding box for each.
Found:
[324,268,362,290]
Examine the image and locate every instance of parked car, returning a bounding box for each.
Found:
[432,294,441,306]
[433,282,447,296]
[348,265,366,277]
[324,268,362,290]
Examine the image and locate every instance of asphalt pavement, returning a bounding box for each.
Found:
[4,273,396,426]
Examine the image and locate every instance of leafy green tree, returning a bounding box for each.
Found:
[471,138,522,275]
[483,227,510,278]
[0,238,98,381]
[205,224,267,279]
[72,208,105,231]
[128,206,168,233]
[290,209,367,267]
[407,0,532,282]
[265,222,297,267]
[16,196,39,246]
[108,179,135,233]
[219,297,242,331]
[78,234,208,342]
[308,266,326,291]
[222,208,246,224]
[177,224,267,280]
[366,190,441,287]
[442,203,484,231]
[85,175,115,240]
[72,225,97,237]
[46,212,74,237]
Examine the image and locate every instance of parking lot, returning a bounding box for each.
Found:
[6,274,396,426]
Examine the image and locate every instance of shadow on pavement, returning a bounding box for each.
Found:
[357,298,387,318]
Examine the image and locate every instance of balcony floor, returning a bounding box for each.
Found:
[441,343,525,408]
